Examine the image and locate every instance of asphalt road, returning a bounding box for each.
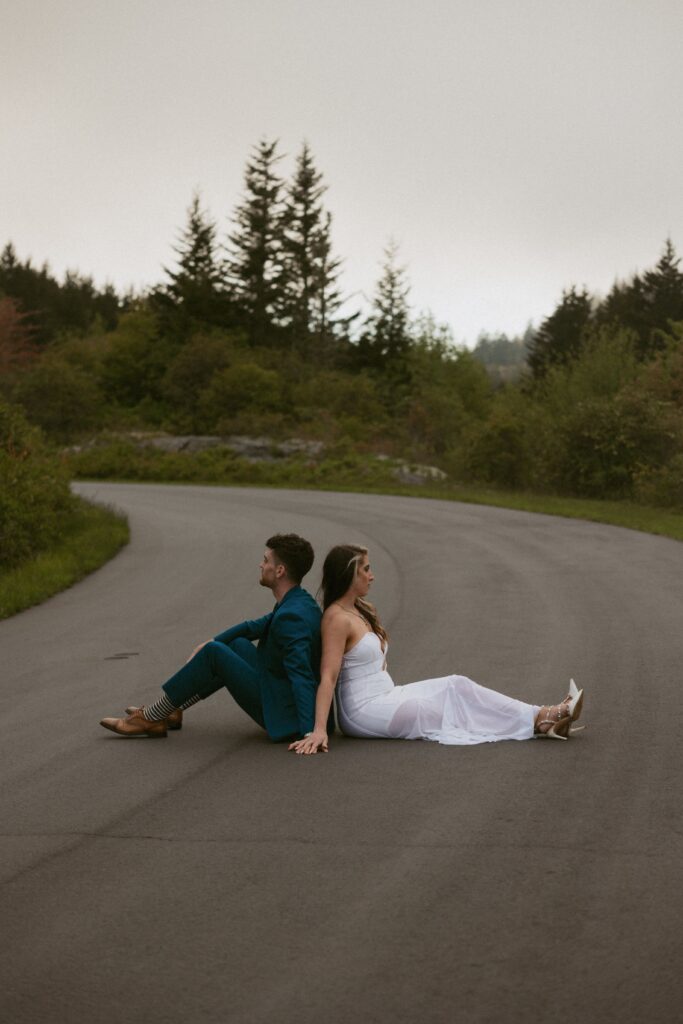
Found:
[1,482,682,1024]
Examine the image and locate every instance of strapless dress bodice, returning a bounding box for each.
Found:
[339,631,388,680]
[337,631,394,711]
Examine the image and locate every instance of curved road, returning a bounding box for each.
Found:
[1,482,682,1023]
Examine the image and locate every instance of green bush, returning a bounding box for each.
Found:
[291,370,391,443]
[457,388,534,489]
[161,330,243,432]
[456,328,683,501]
[530,331,683,498]
[0,398,74,570]
[100,310,176,411]
[200,363,285,426]
[12,356,106,440]
[0,496,129,619]
[634,452,683,507]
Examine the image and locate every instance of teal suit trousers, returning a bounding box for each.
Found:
[163,638,265,729]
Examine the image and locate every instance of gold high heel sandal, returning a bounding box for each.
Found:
[535,703,572,740]
[535,682,586,740]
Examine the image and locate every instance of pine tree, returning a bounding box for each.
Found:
[358,241,412,370]
[641,238,683,352]
[309,211,355,351]
[595,274,649,354]
[278,143,347,352]
[527,286,593,378]
[0,242,18,274]
[0,243,62,344]
[226,139,285,346]
[0,242,120,344]
[156,192,230,336]
[595,240,683,360]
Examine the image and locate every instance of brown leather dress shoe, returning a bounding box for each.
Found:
[125,705,183,730]
[100,709,168,737]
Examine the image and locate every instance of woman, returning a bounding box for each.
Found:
[289,544,583,755]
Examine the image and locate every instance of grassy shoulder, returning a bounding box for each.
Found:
[0,496,129,620]
[382,483,683,542]
[67,441,683,543]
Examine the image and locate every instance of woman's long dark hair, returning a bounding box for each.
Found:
[319,544,388,646]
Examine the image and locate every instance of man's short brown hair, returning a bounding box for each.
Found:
[266,534,314,583]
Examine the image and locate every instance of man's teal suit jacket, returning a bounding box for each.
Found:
[214,585,330,742]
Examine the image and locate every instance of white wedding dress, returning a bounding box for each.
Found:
[336,631,540,745]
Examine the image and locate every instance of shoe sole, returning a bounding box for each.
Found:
[100,721,167,737]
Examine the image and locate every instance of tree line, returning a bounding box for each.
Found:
[1,138,683,507]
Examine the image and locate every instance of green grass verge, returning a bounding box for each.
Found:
[375,483,683,542]
[265,482,683,542]
[67,439,683,542]
[0,496,129,620]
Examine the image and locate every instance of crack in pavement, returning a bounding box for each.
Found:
[0,830,677,858]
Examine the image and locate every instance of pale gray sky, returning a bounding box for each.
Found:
[2,0,682,344]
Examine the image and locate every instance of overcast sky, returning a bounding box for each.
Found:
[2,0,682,345]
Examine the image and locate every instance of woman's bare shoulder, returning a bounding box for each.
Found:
[322,604,348,632]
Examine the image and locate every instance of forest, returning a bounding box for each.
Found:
[2,138,683,573]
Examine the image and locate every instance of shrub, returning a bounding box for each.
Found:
[0,398,74,570]
[199,363,284,426]
[291,370,391,442]
[161,330,242,431]
[530,331,683,497]
[100,310,175,410]
[12,356,106,439]
[634,453,683,507]
[452,386,534,488]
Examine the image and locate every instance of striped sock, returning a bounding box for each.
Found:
[142,694,179,722]
[179,695,201,711]
[141,693,202,721]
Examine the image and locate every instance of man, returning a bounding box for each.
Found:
[100,533,331,742]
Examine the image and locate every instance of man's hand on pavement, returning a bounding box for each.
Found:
[288,730,329,755]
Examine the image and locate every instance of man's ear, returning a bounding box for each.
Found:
[275,562,286,578]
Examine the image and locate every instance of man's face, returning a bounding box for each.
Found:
[259,548,282,590]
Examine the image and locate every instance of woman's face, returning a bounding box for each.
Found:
[354,552,374,597]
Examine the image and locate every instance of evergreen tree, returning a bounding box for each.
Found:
[641,238,683,353]
[0,242,19,288]
[0,243,121,343]
[278,143,346,351]
[155,192,231,336]
[226,139,285,346]
[58,271,98,334]
[595,240,683,360]
[595,274,649,355]
[309,211,355,351]
[527,286,593,378]
[357,241,412,371]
